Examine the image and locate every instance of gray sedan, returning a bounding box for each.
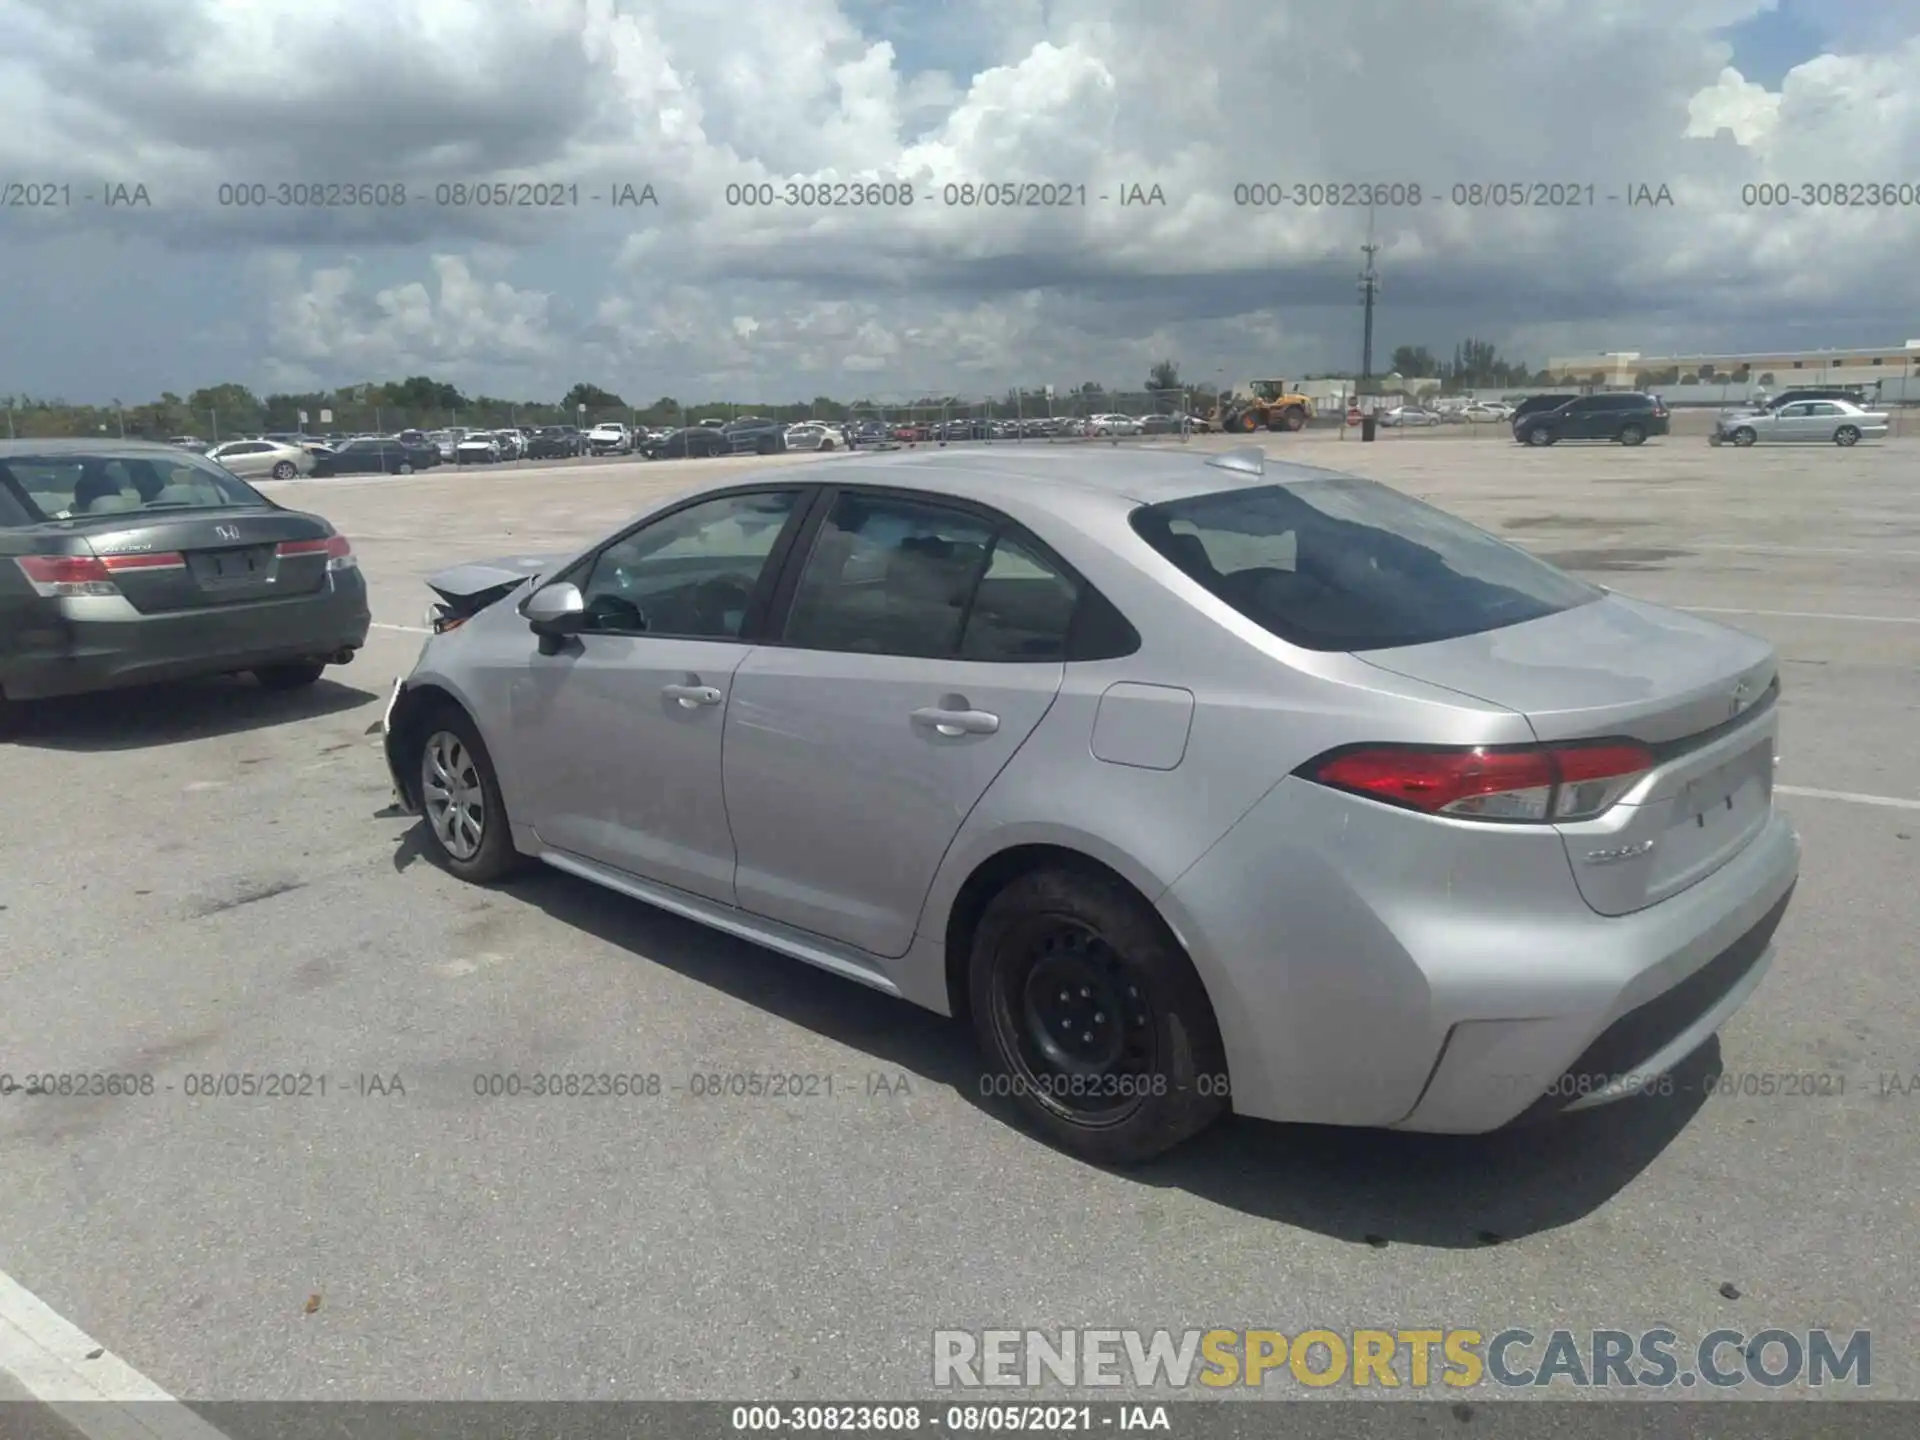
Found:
[381,447,1799,1163]
[1712,398,1890,446]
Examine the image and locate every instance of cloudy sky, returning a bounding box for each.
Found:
[1,0,1916,406]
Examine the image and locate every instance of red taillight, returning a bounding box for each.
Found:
[15,551,183,596]
[277,534,354,569]
[1305,741,1654,823]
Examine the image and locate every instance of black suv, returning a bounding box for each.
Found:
[1512,392,1670,446]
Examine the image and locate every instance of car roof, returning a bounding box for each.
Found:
[719,445,1358,513]
[0,438,205,458]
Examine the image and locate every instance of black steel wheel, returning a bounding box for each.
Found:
[969,868,1227,1164]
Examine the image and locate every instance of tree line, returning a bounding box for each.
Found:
[1,366,1210,441]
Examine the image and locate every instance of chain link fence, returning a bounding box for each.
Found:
[11,381,1914,449]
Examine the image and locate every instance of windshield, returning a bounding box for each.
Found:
[1132,478,1601,651]
[0,449,271,523]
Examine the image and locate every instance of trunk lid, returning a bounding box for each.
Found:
[83,507,334,614]
[1359,595,1780,915]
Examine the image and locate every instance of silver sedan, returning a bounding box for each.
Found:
[381,447,1799,1163]
[1713,399,1890,447]
[205,438,314,479]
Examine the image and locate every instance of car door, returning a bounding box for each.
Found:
[1802,401,1846,440]
[1770,401,1815,441]
[507,487,812,901]
[213,442,267,477]
[722,487,1073,957]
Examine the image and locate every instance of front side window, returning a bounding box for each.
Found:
[1132,479,1601,652]
[0,451,270,519]
[574,489,802,638]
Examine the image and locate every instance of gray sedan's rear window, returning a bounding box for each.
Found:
[1131,479,1601,651]
[0,452,269,521]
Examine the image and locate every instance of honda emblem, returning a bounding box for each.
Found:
[215,524,241,541]
[1729,678,1753,718]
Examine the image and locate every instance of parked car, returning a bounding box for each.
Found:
[311,437,435,476]
[1137,414,1191,435]
[851,421,889,445]
[381,445,1798,1164]
[206,438,315,480]
[527,426,586,459]
[1512,393,1670,447]
[640,426,729,460]
[0,439,368,721]
[891,423,932,443]
[1377,406,1444,428]
[166,435,207,449]
[587,423,635,455]
[428,430,460,461]
[1462,402,1513,423]
[455,433,506,465]
[1090,414,1142,436]
[1711,398,1889,447]
[721,417,790,456]
[784,423,841,452]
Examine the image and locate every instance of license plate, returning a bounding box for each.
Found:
[382,677,404,735]
[193,547,267,582]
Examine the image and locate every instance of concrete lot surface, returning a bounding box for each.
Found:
[0,430,1915,1410]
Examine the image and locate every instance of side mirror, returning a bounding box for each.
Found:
[524,582,587,637]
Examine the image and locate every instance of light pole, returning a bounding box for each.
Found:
[1358,202,1381,383]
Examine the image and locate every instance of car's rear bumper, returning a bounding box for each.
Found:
[0,573,371,700]
[1160,777,1801,1132]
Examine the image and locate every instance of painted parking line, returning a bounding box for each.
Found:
[1777,785,1920,811]
[370,622,432,634]
[0,1269,233,1440]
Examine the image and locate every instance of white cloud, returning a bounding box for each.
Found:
[0,0,1916,402]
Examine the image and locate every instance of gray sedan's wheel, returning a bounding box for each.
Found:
[1835,426,1860,447]
[820,437,835,450]
[417,711,522,883]
[1526,427,1555,446]
[1733,427,1757,447]
[271,461,297,479]
[969,867,1228,1165]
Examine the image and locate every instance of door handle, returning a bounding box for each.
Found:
[911,706,999,737]
[663,683,723,708]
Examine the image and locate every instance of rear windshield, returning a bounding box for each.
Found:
[1131,478,1601,651]
[0,451,270,523]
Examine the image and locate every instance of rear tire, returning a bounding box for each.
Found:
[399,462,414,474]
[254,661,326,689]
[968,868,1228,1165]
[415,707,525,884]
[1835,426,1860,446]
[1617,423,1645,445]
[271,461,297,479]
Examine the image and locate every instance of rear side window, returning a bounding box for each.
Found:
[0,453,266,519]
[1132,479,1601,652]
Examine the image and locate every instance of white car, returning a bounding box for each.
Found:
[1377,406,1444,428]
[455,433,505,464]
[587,422,633,454]
[1461,402,1513,423]
[429,430,460,461]
[1089,413,1142,435]
[205,438,314,480]
[784,423,841,452]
